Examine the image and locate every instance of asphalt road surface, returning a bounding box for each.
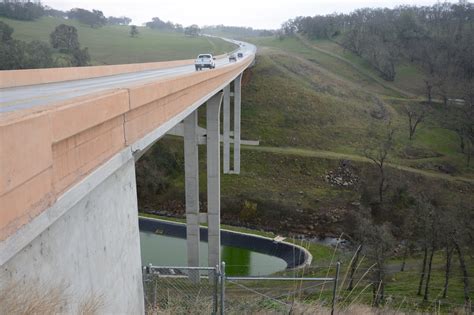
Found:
[0,40,255,113]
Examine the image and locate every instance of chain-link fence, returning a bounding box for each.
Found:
[143,265,219,314]
[142,262,340,315]
[223,262,340,315]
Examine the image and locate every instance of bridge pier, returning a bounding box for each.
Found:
[223,85,231,174]
[233,74,242,174]
[206,92,223,269]
[184,109,200,282]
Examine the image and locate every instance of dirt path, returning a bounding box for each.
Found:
[242,145,474,184]
[295,35,418,99]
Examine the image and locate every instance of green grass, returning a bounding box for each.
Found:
[0,16,237,65]
[248,36,404,98]
[304,38,427,97]
[240,51,473,177]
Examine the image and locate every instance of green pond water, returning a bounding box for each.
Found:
[140,231,287,276]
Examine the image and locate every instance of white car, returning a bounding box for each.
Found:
[195,54,216,71]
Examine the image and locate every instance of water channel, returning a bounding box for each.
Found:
[140,231,288,276]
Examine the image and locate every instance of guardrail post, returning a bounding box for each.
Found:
[331,261,341,315]
[220,261,226,315]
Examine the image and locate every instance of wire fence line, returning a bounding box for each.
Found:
[142,262,340,315]
[142,262,470,314]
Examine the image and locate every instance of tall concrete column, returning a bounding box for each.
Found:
[206,92,223,268]
[184,110,200,278]
[233,74,242,174]
[223,85,231,174]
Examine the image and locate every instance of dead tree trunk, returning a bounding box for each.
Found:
[378,167,385,204]
[442,245,454,299]
[418,244,428,296]
[348,244,362,291]
[425,80,433,104]
[454,241,471,304]
[400,243,409,272]
[423,243,435,301]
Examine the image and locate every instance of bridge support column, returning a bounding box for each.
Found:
[206,92,223,269]
[233,74,242,174]
[223,85,231,174]
[184,109,200,281]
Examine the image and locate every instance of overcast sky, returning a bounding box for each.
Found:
[44,0,442,29]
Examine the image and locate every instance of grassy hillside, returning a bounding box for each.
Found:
[135,34,473,307]
[0,16,236,65]
[241,39,472,178]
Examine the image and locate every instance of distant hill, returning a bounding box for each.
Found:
[0,16,237,65]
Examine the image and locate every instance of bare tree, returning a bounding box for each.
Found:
[403,105,426,140]
[364,127,395,204]
[423,206,440,301]
[442,240,455,299]
[357,219,394,306]
[130,25,139,37]
[413,196,432,296]
[453,239,471,306]
[347,244,363,291]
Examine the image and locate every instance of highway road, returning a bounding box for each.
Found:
[0,40,255,113]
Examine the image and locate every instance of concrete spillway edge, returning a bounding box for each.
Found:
[139,216,313,270]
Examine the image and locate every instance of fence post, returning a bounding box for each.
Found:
[331,261,341,315]
[220,261,226,315]
[213,264,219,315]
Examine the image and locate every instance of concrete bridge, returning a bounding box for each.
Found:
[0,41,255,313]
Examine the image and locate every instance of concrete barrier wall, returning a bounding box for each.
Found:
[0,56,254,243]
[0,53,230,89]
[0,159,144,314]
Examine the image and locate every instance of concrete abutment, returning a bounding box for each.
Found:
[0,159,144,314]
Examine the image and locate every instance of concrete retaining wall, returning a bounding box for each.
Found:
[0,159,144,314]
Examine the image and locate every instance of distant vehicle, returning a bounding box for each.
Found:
[195,54,216,70]
[228,54,237,62]
[237,52,243,58]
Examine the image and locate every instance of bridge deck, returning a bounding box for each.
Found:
[0,44,253,113]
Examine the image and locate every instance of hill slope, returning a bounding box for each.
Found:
[0,16,236,65]
[135,37,473,309]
